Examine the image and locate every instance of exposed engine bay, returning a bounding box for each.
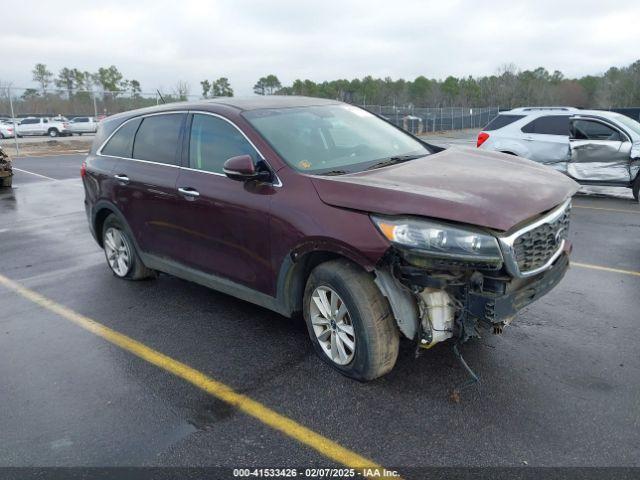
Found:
[374,201,572,349]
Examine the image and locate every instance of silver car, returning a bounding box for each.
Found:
[0,121,16,139]
[477,107,640,200]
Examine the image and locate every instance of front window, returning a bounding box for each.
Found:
[243,105,430,174]
[611,113,640,139]
[188,114,258,174]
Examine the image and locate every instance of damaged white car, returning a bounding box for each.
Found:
[477,108,640,200]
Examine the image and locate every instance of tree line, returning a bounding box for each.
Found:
[270,60,640,108]
[12,59,640,109]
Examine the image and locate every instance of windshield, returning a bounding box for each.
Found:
[611,113,640,140]
[243,104,430,174]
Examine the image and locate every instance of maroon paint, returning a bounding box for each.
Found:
[83,99,577,301]
[310,147,579,232]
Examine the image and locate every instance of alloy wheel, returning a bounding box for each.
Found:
[104,227,132,277]
[310,286,356,365]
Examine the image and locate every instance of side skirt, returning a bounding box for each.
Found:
[140,253,290,317]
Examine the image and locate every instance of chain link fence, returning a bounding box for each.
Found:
[0,85,202,121]
[0,85,499,138]
[360,105,499,134]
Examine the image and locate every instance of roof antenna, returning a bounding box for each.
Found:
[156,89,166,104]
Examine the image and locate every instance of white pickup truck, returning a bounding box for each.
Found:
[15,117,71,137]
[69,116,99,135]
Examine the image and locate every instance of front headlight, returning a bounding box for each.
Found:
[371,215,503,264]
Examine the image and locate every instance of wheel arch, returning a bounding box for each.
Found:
[91,201,138,251]
[276,241,381,317]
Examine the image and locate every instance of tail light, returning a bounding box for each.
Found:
[80,161,87,178]
[477,132,490,147]
[63,122,69,128]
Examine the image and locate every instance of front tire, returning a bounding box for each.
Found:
[0,175,12,188]
[632,175,640,202]
[102,214,155,280]
[303,259,399,381]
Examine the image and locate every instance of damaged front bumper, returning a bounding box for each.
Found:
[466,251,569,331]
[376,250,571,348]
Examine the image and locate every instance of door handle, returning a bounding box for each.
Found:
[523,136,534,141]
[178,187,200,198]
[114,174,130,183]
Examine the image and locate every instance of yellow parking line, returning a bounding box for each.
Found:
[573,205,639,214]
[573,262,640,277]
[0,273,389,475]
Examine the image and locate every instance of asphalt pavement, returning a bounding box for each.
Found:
[0,153,638,476]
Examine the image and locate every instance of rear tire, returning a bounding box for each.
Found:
[303,259,399,381]
[101,214,155,280]
[48,128,59,137]
[632,175,640,202]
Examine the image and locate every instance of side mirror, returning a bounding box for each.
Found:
[223,155,271,182]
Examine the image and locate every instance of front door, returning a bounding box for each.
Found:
[568,117,632,183]
[18,118,38,136]
[172,112,275,295]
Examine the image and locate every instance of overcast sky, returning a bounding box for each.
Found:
[2,0,639,96]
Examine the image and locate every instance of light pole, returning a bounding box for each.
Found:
[8,84,19,156]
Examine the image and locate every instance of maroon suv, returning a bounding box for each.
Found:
[82,96,578,380]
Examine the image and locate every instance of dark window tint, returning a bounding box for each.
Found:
[20,118,38,125]
[101,118,142,157]
[521,115,570,135]
[572,120,623,141]
[76,117,89,123]
[188,114,257,173]
[482,114,524,131]
[133,114,185,165]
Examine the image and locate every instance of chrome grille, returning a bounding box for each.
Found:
[498,200,572,278]
[513,205,570,273]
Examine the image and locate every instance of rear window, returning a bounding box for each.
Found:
[132,114,185,165]
[482,114,524,131]
[101,118,142,158]
[521,115,570,135]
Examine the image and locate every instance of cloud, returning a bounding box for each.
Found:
[1,0,639,96]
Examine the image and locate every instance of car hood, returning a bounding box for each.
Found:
[309,147,579,232]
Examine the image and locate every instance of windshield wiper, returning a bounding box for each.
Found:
[318,170,350,176]
[365,154,425,170]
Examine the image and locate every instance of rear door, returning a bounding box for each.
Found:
[39,118,49,135]
[568,117,632,183]
[172,112,274,295]
[110,112,187,259]
[74,117,89,133]
[519,115,570,170]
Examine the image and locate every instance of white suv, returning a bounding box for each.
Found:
[477,107,640,200]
